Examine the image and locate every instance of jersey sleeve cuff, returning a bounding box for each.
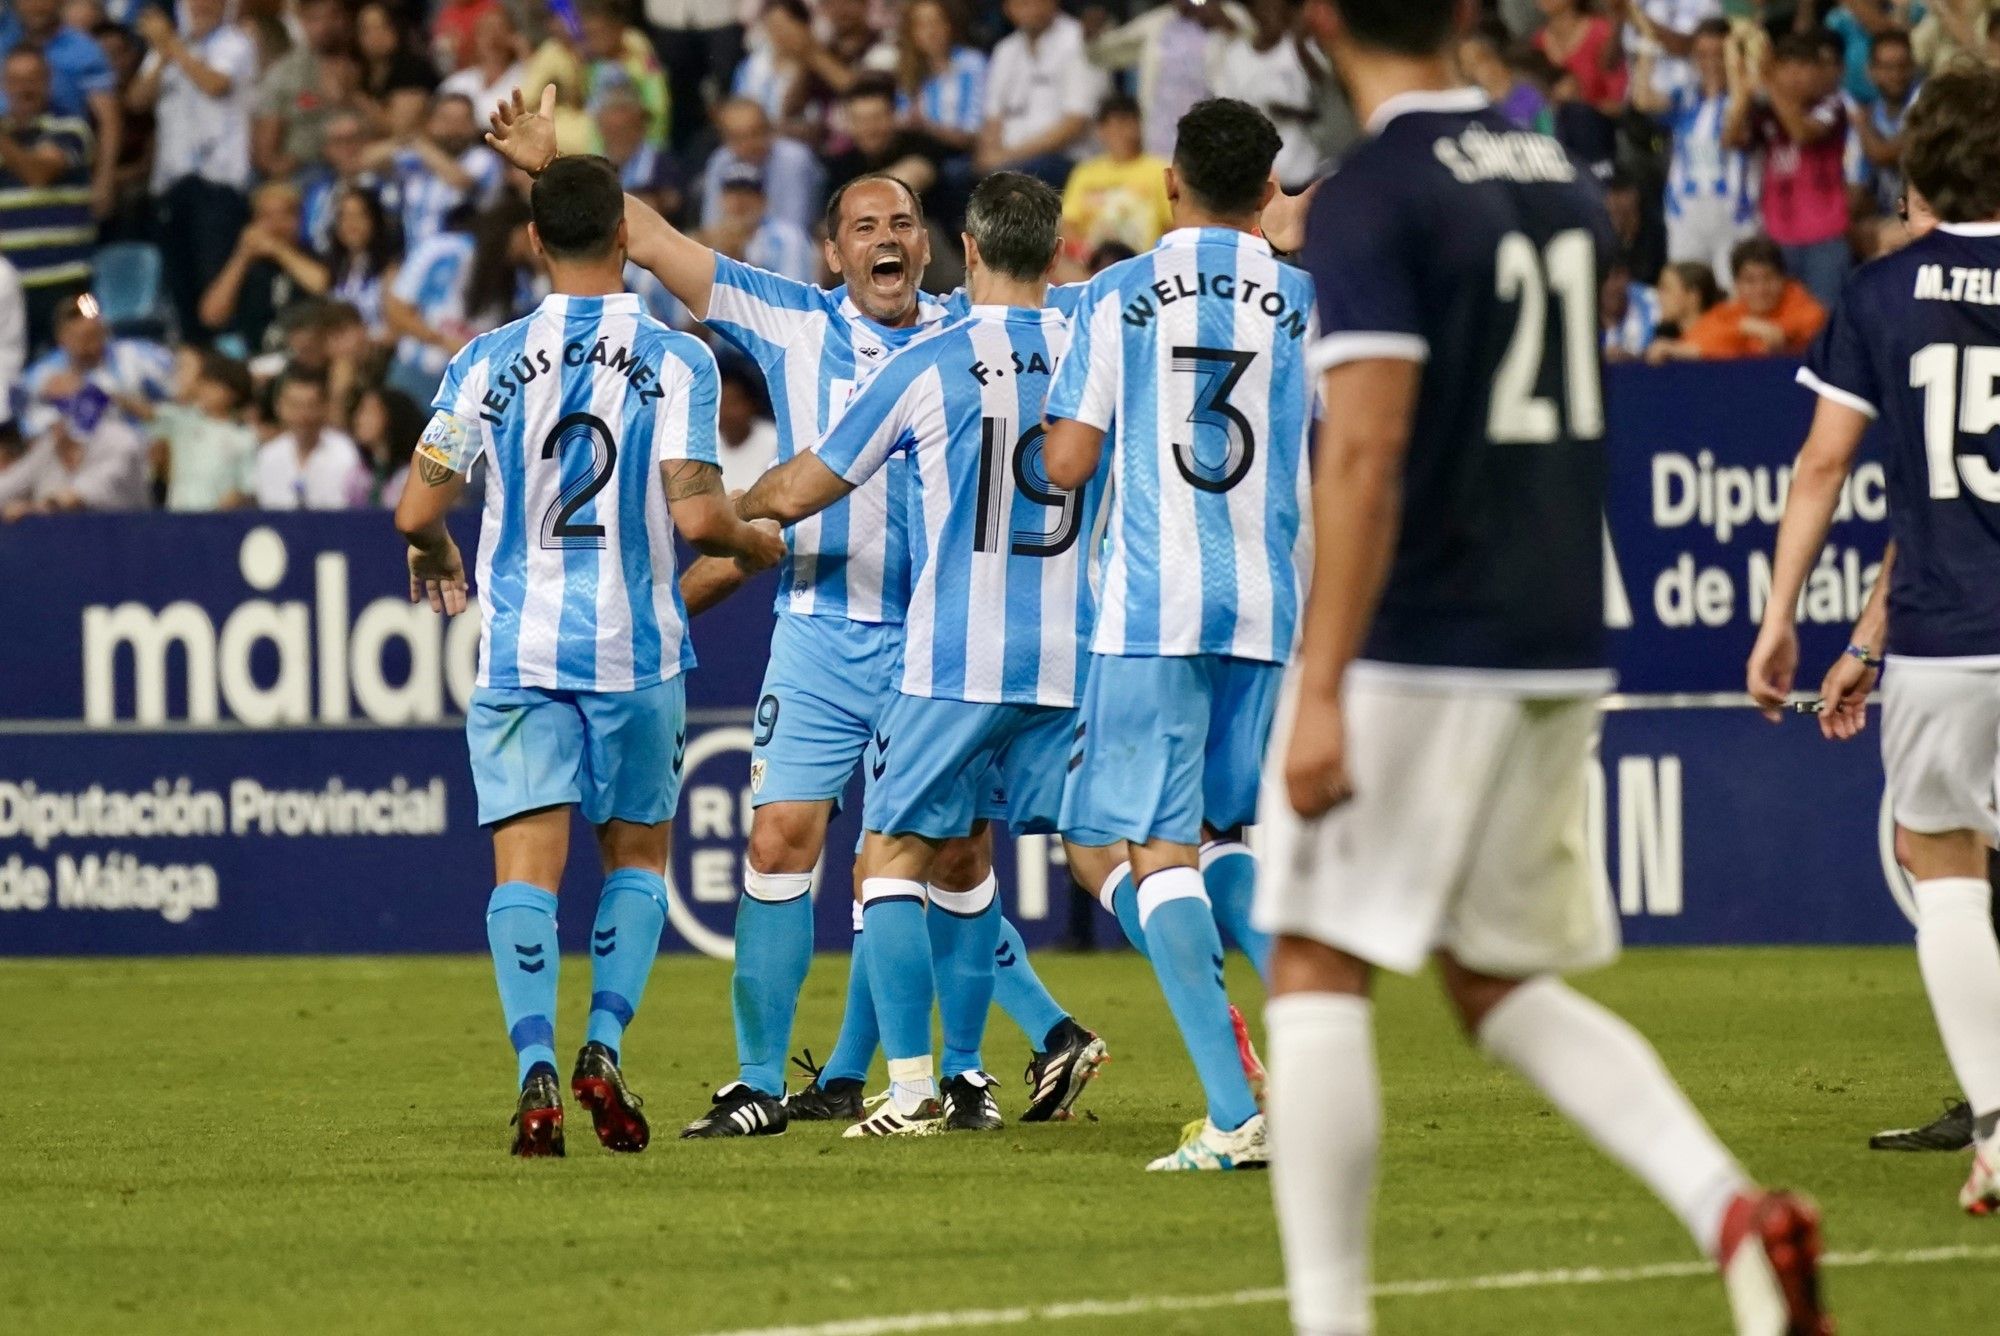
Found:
[1794,366,1879,420]
[1044,401,1112,433]
[1307,331,1430,375]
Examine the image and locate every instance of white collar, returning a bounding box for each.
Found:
[1939,222,2000,237]
[1366,86,1490,136]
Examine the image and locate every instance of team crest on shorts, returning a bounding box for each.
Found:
[750,757,767,794]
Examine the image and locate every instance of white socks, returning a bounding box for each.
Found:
[1478,977,1748,1256]
[1267,992,1379,1336]
[1914,878,2000,1123]
[1135,864,1207,929]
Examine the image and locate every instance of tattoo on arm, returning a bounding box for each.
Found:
[664,459,725,502]
[416,454,455,488]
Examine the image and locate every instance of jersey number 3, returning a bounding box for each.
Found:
[1170,346,1258,493]
[1491,230,1604,444]
[539,412,618,550]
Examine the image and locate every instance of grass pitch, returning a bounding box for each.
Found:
[5,947,1996,1334]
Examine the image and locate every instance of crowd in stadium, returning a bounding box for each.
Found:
[0,0,1977,519]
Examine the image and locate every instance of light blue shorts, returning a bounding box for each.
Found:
[467,677,687,827]
[863,693,1074,839]
[751,612,902,810]
[1059,653,1284,846]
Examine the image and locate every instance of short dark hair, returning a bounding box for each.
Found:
[1097,91,1141,122]
[1665,260,1722,314]
[1173,98,1280,218]
[276,366,329,399]
[1327,0,1458,57]
[964,171,1061,281]
[196,350,254,411]
[845,72,898,107]
[1906,67,2000,224]
[1870,29,1913,61]
[1693,16,1731,41]
[530,155,625,260]
[1730,234,1786,279]
[824,171,924,237]
[1772,32,1819,65]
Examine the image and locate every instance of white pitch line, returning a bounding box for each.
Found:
[691,1243,2000,1336]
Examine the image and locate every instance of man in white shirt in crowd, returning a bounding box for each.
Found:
[130,0,258,343]
[0,390,147,519]
[700,98,825,235]
[253,367,362,510]
[976,0,1105,188]
[716,362,777,495]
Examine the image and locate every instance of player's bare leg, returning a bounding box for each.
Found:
[1898,826,2000,1212]
[683,797,832,1139]
[489,807,571,1159]
[845,831,945,1138]
[569,818,672,1154]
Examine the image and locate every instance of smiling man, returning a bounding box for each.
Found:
[485,88,1109,1140]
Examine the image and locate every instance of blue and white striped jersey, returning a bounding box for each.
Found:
[423,292,717,693]
[703,257,955,624]
[393,144,504,251]
[1663,87,1756,229]
[812,306,1098,706]
[1046,228,1315,664]
[898,47,988,136]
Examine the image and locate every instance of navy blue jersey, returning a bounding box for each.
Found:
[1802,223,2000,660]
[1301,89,1615,685]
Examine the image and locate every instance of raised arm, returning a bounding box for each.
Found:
[486,86,721,318]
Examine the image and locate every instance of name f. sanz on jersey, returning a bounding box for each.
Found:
[426,291,719,693]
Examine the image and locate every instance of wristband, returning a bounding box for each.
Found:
[1845,643,1883,669]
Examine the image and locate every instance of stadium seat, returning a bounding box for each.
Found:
[91,242,171,338]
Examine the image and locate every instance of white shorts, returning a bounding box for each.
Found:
[1252,669,1620,978]
[1881,660,2000,840]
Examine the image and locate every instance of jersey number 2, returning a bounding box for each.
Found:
[977,417,1081,557]
[539,412,617,550]
[1490,230,1604,444]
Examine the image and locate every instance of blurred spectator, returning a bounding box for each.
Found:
[977,0,1103,188]
[1211,0,1330,190]
[364,90,503,251]
[432,0,501,76]
[580,0,671,144]
[25,294,171,425]
[132,0,259,344]
[0,253,23,392]
[1600,253,1661,361]
[700,98,823,233]
[1911,0,1988,73]
[384,195,533,403]
[598,91,682,221]
[0,392,147,518]
[1060,94,1171,264]
[1820,0,1905,102]
[645,0,746,156]
[1654,235,1826,360]
[0,47,96,350]
[0,0,119,221]
[1085,238,1137,275]
[254,367,362,510]
[1851,30,1920,219]
[1649,259,1723,353]
[895,0,987,153]
[1605,171,1665,285]
[251,0,356,181]
[1090,0,1247,161]
[1618,0,1725,105]
[301,109,399,253]
[716,364,777,494]
[199,180,330,355]
[701,165,818,283]
[1635,18,1755,282]
[144,347,257,512]
[734,1,814,129]
[1535,0,1627,114]
[91,20,151,241]
[1461,21,1551,128]
[437,8,524,122]
[326,186,402,341]
[253,299,370,412]
[822,76,945,205]
[1728,33,1851,311]
[347,383,425,508]
[356,2,438,107]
